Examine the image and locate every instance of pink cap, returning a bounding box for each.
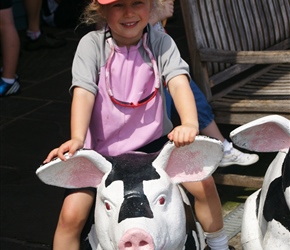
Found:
[97,0,118,4]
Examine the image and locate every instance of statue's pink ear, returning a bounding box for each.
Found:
[152,136,223,184]
[36,149,112,189]
[230,115,290,152]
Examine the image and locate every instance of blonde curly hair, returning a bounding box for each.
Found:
[79,0,164,29]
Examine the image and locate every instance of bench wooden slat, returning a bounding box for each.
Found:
[275,0,287,39]
[232,89,290,95]
[282,0,290,37]
[203,38,290,86]
[248,1,264,50]
[212,99,290,109]
[213,111,290,125]
[213,173,264,189]
[232,90,290,95]
[243,0,258,50]
[217,1,237,51]
[199,49,290,64]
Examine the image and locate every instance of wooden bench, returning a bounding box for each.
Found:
[179,0,290,125]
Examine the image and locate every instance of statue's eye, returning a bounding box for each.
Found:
[159,197,165,205]
[105,202,111,210]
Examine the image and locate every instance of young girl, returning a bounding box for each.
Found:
[44,0,231,249]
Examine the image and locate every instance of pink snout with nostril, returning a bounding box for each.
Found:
[118,228,154,250]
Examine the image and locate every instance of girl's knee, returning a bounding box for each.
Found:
[200,176,217,192]
[58,191,94,231]
[58,206,86,231]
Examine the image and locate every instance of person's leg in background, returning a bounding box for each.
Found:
[24,0,42,35]
[0,1,20,96]
[23,0,67,51]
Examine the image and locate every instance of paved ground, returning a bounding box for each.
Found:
[0,1,277,249]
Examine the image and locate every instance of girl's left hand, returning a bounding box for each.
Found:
[167,123,199,147]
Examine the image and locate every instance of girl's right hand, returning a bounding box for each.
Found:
[43,138,84,163]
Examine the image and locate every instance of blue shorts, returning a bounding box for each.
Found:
[165,79,214,130]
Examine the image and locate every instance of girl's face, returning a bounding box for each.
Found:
[102,0,152,47]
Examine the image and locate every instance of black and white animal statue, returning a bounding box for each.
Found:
[36,136,224,250]
[230,115,290,250]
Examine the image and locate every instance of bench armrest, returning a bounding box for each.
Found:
[199,48,290,64]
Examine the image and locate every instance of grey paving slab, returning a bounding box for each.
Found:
[20,72,73,102]
[1,118,70,170]
[16,30,78,81]
[0,97,47,119]
[1,168,64,244]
